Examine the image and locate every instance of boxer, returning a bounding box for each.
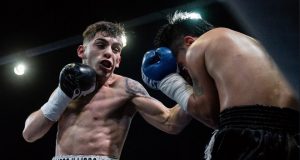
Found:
[23,21,192,160]
[141,11,300,160]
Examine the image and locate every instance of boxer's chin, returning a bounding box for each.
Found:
[95,69,111,79]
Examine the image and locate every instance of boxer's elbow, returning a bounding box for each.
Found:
[189,108,218,129]
[164,119,189,135]
[188,95,219,129]
[204,118,218,129]
[23,119,40,142]
[163,125,183,135]
[22,123,46,142]
[22,110,54,142]
[154,118,184,134]
[163,111,190,135]
[22,128,38,142]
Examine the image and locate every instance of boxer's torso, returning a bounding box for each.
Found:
[56,74,136,159]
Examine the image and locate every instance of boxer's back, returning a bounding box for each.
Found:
[190,28,299,112]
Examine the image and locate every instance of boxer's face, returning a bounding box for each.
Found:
[175,48,193,85]
[173,35,197,85]
[78,32,123,78]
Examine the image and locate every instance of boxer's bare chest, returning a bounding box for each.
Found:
[67,84,132,116]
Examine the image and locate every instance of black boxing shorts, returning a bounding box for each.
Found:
[204,105,300,160]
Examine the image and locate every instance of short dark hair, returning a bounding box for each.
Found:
[83,21,125,45]
[154,11,214,49]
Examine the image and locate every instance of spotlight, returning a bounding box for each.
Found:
[14,63,26,75]
[122,34,127,47]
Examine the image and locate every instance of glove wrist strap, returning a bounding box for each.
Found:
[158,73,193,111]
[41,87,71,121]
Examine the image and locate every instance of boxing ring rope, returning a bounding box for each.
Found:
[0,0,214,66]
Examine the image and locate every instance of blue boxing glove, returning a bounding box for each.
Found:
[141,47,193,111]
[141,47,177,89]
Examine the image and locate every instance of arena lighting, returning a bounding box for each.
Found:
[190,12,202,19]
[122,34,127,47]
[1,2,211,84]
[170,11,202,24]
[0,1,208,66]
[14,62,26,76]
[185,12,202,20]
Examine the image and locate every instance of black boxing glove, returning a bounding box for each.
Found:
[41,63,96,121]
[59,63,97,99]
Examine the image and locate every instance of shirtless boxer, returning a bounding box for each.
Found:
[141,11,300,160]
[22,21,191,160]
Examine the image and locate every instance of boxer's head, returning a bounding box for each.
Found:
[78,21,126,78]
[154,10,214,56]
[82,21,126,47]
[154,11,213,85]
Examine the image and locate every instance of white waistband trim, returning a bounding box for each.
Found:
[204,130,219,160]
[52,155,118,160]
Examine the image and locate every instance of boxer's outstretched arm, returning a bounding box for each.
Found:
[126,78,192,134]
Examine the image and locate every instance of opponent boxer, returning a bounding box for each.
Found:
[22,21,191,160]
[141,11,300,160]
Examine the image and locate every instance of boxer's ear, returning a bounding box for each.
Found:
[77,45,86,59]
[183,36,196,47]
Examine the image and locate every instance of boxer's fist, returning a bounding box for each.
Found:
[141,47,177,89]
[59,63,97,99]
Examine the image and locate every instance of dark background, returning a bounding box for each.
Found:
[0,0,298,159]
